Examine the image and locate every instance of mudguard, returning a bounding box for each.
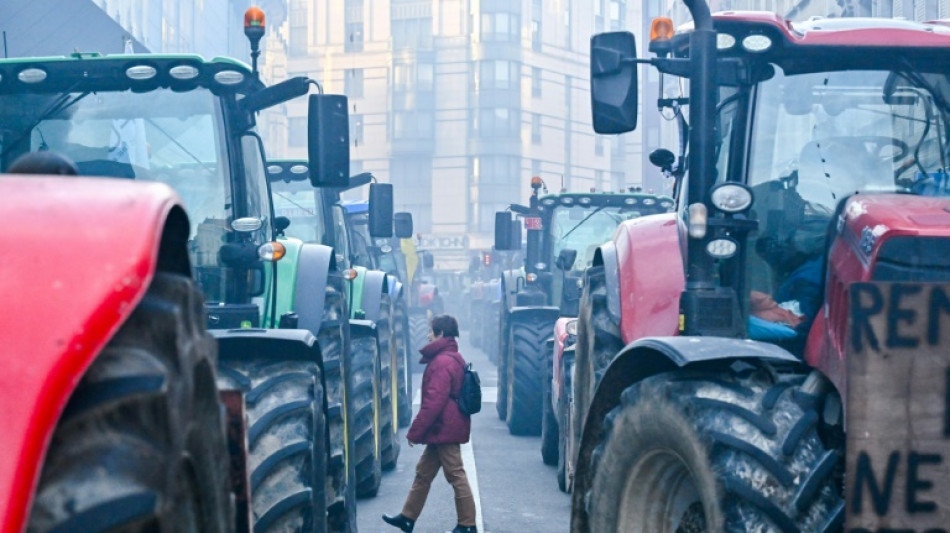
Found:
[293,243,337,335]
[349,318,378,339]
[592,242,621,324]
[573,335,802,519]
[500,268,525,312]
[508,306,560,327]
[214,328,326,374]
[386,274,403,302]
[359,270,390,322]
[0,177,181,533]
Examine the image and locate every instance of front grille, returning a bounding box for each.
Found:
[873,236,950,282]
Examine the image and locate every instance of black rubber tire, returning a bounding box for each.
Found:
[28,273,232,533]
[216,359,328,533]
[351,333,382,498]
[377,297,400,471]
[408,311,429,374]
[485,302,502,364]
[540,339,559,466]
[506,316,549,436]
[317,310,358,533]
[582,368,844,532]
[393,301,413,428]
[556,356,573,493]
[495,316,509,421]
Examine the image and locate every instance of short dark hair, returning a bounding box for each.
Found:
[430,314,459,338]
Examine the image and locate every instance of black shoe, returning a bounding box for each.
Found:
[450,526,477,533]
[382,513,415,532]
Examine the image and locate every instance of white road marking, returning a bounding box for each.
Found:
[461,439,485,533]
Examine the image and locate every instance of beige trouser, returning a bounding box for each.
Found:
[401,443,477,526]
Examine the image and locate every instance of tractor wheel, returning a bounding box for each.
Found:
[393,303,413,428]
[317,308,358,533]
[556,356,574,493]
[351,334,382,498]
[573,265,623,467]
[506,316,548,436]
[495,317,509,421]
[540,340,559,466]
[582,367,844,532]
[408,311,429,374]
[216,359,328,533]
[27,273,232,533]
[377,298,400,471]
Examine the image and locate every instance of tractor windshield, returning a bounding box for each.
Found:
[270,179,327,244]
[0,88,242,303]
[551,205,644,270]
[743,67,950,338]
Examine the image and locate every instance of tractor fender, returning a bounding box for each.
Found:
[572,336,802,516]
[0,177,185,533]
[386,274,403,302]
[293,243,337,335]
[214,328,328,382]
[508,306,560,328]
[552,317,575,407]
[500,269,525,312]
[358,270,390,322]
[591,242,621,324]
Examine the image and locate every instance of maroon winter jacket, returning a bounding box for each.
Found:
[407,337,472,445]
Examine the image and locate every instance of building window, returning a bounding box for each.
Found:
[418,63,434,91]
[290,0,308,56]
[532,113,541,144]
[289,117,307,147]
[532,67,542,98]
[595,136,604,156]
[531,20,541,50]
[564,0,572,49]
[480,60,514,90]
[350,114,363,147]
[345,69,364,98]
[481,12,520,42]
[394,111,434,139]
[609,0,625,30]
[532,159,541,178]
[394,64,411,91]
[478,108,518,138]
[345,22,364,52]
[393,17,433,50]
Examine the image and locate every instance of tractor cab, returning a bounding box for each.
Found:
[0,55,346,329]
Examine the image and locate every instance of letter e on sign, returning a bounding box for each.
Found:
[846,282,950,530]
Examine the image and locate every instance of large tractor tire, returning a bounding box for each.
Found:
[540,339,559,466]
[506,315,549,436]
[393,303,413,428]
[408,311,429,373]
[216,359,328,533]
[556,355,574,493]
[28,273,232,533]
[495,316,509,421]
[376,298,400,471]
[580,367,844,532]
[317,313,357,533]
[351,334,383,498]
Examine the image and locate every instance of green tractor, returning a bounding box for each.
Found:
[492,178,673,437]
[0,10,361,532]
[267,163,404,487]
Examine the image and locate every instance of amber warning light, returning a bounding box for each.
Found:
[245,7,266,31]
[650,17,674,42]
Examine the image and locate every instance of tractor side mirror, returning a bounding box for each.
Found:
[368,183,394,238]
[274,216,291,235]
[494,212,515,251]
[555,248,578,271]
[308,94,350,188]
[590,31,638,134]
[394,212,414,239]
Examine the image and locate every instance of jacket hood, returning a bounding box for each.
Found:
[419,336,459,364]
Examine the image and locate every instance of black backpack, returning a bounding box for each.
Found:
[456,362,482,416]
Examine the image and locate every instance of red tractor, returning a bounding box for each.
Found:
[0,177,236,532]
[570,2,950,531]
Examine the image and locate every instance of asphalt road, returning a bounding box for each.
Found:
[356,332,571,533]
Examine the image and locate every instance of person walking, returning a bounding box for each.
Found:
[383,314,477,533]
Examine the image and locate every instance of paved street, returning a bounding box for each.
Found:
[356,333,571,533]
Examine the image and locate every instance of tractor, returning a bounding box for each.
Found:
[268,164,410,470]
[492,178,672,439]
[0,8,364,531]
[569,2,950,531]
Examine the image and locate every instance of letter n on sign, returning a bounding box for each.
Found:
[846,282,950,530]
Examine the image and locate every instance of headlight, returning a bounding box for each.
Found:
[126,65,157,80]
[526,273,538,283]
[706,238,738,259]
[742,34,772,52]
[18,68,47,83]
[258,241,287,262]
[169,65,200,80]
[717,33,737,50]
[565,319,578,336]
[535,262,547,270]
[578,197,592,205]
[214,70,245,85]
[688,203,707,239]
[231,217,263,232]
[710,183,753,213]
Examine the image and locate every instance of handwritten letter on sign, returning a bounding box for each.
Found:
[847,282,950,533]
